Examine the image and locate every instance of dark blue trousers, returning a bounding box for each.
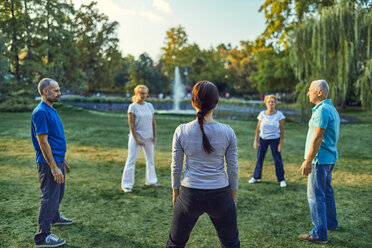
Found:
[253,138,285,182]
[166,186,240,248]
[34,161,65,244]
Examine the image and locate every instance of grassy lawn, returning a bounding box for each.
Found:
[0,105,371,248]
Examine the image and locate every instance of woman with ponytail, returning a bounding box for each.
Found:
[121,85,159,193]
[167,81,240,248]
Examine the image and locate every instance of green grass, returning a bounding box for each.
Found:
[0,106,371,247]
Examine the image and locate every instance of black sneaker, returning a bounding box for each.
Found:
[36,234,66,247]
[52,214,73,226]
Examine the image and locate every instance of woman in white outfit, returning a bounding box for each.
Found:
[121,85,158,193]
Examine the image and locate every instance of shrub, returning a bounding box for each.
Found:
[0,89,38,112]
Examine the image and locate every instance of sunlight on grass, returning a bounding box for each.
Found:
[1,108,371,247]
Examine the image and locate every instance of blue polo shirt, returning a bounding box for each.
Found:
[31,101,66,163]
[304,99,340,164]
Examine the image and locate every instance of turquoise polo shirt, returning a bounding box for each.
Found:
[31,101,66,163]
[304,99,340,164]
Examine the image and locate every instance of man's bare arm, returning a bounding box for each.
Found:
[300,127,326,176]
[36,134,64,183]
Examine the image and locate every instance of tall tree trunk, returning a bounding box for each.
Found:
[10,0,20,80]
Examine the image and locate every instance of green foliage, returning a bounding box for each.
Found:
[0,0,24,81]
[0,33,8,85]
[250,47,296,93]
[160,25,190,79]
[0,89,37,112]
[355,58,372,110]
[0,0,121,94]
[259,0,337,48]
[74,1,121,92]
[218,42,259,95]
[113,57,131,92]
[0,0,80,87]
[187,48,234,94]
[290,0,372,115]
[125,53,164,94]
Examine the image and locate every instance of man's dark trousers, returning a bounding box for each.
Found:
[34,161,65,244]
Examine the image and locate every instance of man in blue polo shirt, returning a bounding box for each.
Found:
[299,80,340,244]
[31,78,73,247]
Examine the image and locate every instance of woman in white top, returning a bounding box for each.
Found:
[121,85,158,193]
[249,95,287,187]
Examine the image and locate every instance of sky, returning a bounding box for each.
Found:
[71,0,267,61]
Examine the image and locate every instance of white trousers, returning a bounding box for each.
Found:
[121,135,158,189]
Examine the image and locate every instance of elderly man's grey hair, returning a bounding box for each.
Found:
[38,78,55,96]
[311,79,329,97]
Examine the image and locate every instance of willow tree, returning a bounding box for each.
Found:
[290,0,372,117]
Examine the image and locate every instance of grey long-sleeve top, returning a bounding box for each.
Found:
[171,120,238,190]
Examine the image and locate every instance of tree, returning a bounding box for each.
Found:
[74,1,121,91]
[160,25,190,79]
[0,0,26,81]
[32,0,78,87]
[0,34,9,86]
[0,0,81,90]
[259,0,339,48]
[187,48,232,93]
[113,56,131,92]
[250,47,296,93]
[290,0,372,115]
[223,41,260,95]
[126,53,164,94]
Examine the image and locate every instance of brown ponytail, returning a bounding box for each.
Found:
[192,81,219,153]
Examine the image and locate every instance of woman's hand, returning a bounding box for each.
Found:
[278,143,282,153]
[253,140,259,149]
[172,189,179,207]
[153,137,157,145]
[231,190,237,206]
[136,139,145,146]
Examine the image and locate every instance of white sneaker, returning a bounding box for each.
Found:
[249,177,257,184]
[280,180,287,187]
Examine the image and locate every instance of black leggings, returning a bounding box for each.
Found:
[166,186,240,248]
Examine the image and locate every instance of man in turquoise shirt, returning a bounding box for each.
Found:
[299,80,340,244]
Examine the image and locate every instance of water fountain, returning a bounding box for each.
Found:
[156,66,195,115]
[173,66,185,111]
